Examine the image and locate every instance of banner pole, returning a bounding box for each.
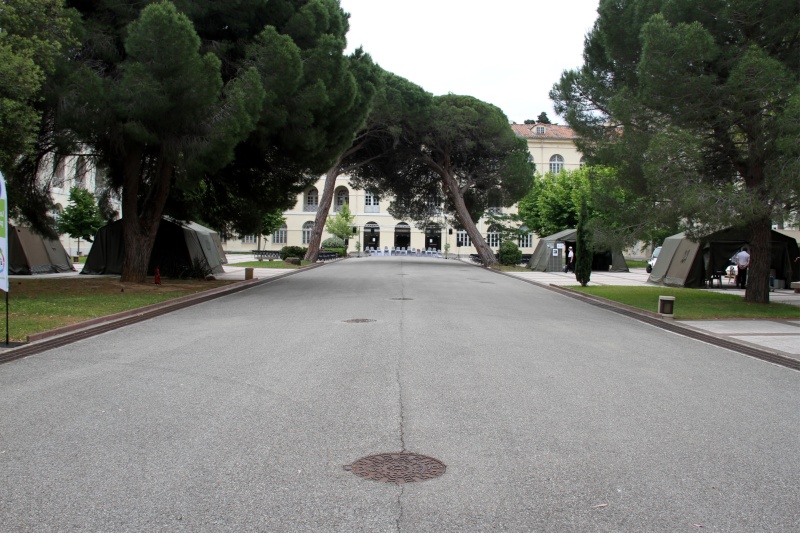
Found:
[5,290,7,346]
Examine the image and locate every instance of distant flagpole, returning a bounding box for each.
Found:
[0,171,8,344]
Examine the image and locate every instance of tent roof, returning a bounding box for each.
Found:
[540,228,577,241]
[775,229,800,243]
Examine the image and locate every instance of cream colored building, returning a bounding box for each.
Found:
[221,122,584,257]
[37,153,120,257]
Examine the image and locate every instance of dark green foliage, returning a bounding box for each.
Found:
[351,92,534,266]
[551,0,800,302]
[498,240,522,266]
[0,0,75,173]
[321,237,345,249]
[15,0,369,282]
[280,246,307,260]
[325,247,346,257]
[575,196,592,286]
[517,169,584,237]
[192,8,379,238]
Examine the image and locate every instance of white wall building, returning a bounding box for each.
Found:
[222,122,585,258]
[39,153,120,257]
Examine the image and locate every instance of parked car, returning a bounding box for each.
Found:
[646,246,662,273]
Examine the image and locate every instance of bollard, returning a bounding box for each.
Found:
[245,267,254,280]
[658,295,675,318]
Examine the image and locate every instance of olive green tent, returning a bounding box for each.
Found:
[647,227,800,287]
[527,228,629,272]
[8,225,75,275]
[81,217,226,276]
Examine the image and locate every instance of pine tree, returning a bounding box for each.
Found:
[575,195,592,287]
[57,187,104,255]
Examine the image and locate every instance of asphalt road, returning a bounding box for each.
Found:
[1,257,799,532]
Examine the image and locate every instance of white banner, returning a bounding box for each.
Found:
[0,171,7,292]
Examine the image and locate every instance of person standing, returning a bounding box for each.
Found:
[734,247,750,289]
[567,246,575,273]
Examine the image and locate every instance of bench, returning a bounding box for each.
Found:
[252,250,281,260]
[791,282,800,293]
[318,251,338,261]
[470,254,530,266]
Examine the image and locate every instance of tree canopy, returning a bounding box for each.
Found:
[551,0,800,302]
[5,0,374,282]
[352,93,534,266]
[325,201,355,243]
[57,186,104,253]
[303,69,427,261]
[0,0,74,171]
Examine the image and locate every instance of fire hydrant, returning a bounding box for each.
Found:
[154,267,161,285]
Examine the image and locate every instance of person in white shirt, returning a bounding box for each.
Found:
[734,247,750,289]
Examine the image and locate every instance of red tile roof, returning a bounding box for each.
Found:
[511,123,578,140]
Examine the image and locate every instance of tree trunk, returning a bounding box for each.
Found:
[440,168,497,267]
[119,147,174,283]
[304,160,341,262]
[744,217,772,304]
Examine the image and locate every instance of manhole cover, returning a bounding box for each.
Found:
[390,298,413,300]
[344,452,446,484]
[343,318,376,323]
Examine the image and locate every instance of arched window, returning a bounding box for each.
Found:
[302,221,314,244]
[335,188,349,211]
[549,154,564,173]
[74,156,89,188]
[53,157,66,189]
[305,188,319,212]
[273,224,287,244]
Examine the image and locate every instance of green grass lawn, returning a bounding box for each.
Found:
[625,260,648,269]
[571,285,800,319]
[2,278,234,342]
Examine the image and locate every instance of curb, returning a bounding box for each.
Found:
[0,263,324,365]
[496,270,800,372]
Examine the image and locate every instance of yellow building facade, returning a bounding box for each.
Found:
[222,123,583,257]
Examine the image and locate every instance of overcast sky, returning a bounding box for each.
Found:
[338,0,601,125]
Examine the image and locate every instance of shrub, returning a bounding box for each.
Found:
[326,247,346,257]
[322,237,346,249]
[280,246,307,260]
[498,240,522,266]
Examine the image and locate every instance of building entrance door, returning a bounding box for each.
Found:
[394,222,411,249]
[364,222,380,251]
[425,224,442,251]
